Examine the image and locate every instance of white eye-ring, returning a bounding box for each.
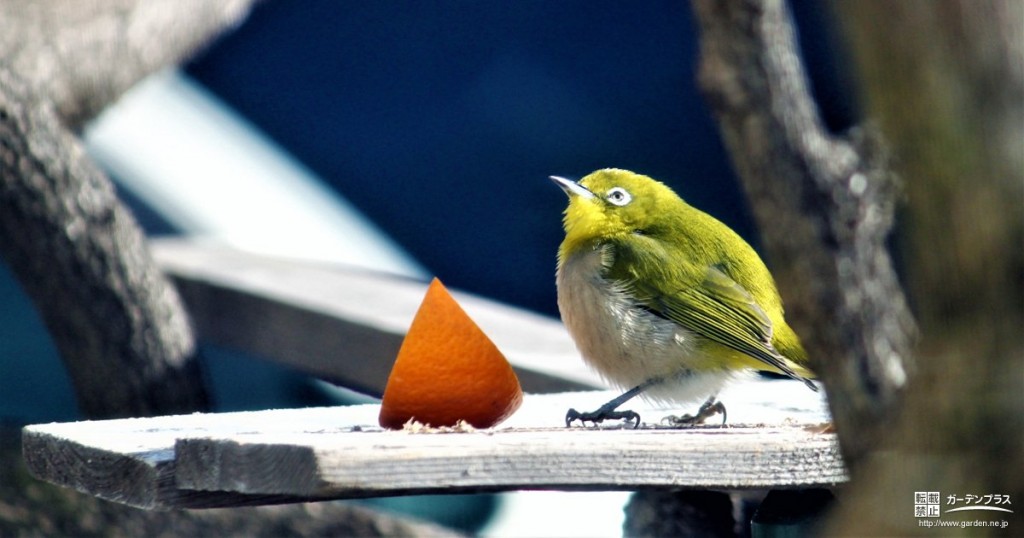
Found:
[605,187,632,206]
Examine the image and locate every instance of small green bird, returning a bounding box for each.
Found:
[552,169,817,428]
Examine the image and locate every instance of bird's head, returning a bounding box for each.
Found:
[552,169,684,255]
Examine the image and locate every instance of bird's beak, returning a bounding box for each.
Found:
[550,175,595,200]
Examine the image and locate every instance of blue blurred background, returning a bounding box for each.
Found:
[1,1,854,533]
[183,0,855,317]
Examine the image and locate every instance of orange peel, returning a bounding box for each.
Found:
[379,278,523,429]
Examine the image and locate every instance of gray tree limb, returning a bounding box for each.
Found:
[0,68,209,417]
[0,0,258,417]
[690,0,916,467]
[826,1,1023,533]
[0,0,254,129]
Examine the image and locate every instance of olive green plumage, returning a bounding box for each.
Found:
[553,169,815,414]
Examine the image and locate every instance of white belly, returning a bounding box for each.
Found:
[556,246,733,404]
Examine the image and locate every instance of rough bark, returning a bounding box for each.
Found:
[0,0,254,131]
[0,68,209,417]
[0,0,257,417]
[826,1,1024,534]
[690,0,916,468]
[624,490,739,537]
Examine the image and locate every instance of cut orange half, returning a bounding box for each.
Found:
[379,278,523,429]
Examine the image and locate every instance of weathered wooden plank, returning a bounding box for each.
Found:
[20,428,169,509]
[172,382,841,497]
[20,402,391,509]
[150,238,601,394]
[19,416,303,510]
[175,426,844,498]
[23,382,843,510]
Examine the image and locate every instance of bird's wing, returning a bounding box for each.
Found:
[638,265,811,385]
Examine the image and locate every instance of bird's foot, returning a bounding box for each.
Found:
[662,396,727,427]
[565,406,641,429]
[565,381,655,428]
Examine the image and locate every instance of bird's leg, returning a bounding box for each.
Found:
[663,395,727,427]
[565,378,660,429]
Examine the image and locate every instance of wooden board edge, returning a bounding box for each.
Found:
[174,427,849,499]
[21,426,165,510]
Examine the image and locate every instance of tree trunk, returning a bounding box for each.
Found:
[689,0,1022,534]
[0,0,255,131]
[0,0,256,417]
[690,0,916,469]
[0,68,209,417]
[826,1,1024,533]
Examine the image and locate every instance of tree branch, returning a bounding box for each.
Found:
[0,0,254,129]
[0,0,258,417]
[0,68,209,417]
[824,0,1024,533]
[690,0,916,467]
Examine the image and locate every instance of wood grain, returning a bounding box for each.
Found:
[151,238,602,395]
[175,425,845,498]
[23,383,844,509]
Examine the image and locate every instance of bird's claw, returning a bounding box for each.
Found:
[662,398,727,427]
[565,407,641,429]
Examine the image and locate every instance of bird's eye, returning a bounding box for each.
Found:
[605,187,632,207]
